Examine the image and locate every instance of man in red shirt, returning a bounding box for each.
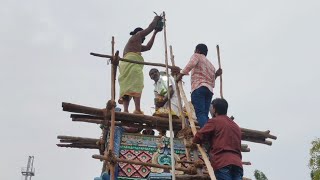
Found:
[193,98,243,180]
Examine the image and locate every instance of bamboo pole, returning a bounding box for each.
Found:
[242,161,252,165]
[107,36,117,180]
[242,137,273,146]
[62,102,105,117]
[162,12,176,179]
[241,128,277,140]
[72,117,164,130]
[176,160,251,166]
[72,118,105,125]
[63,104,184,126]
[184,143,250,152]
[177,82,217,180]
[57,136,99,142]
[90,52,176,69]
[57,144,100,149]
[92,154,196,175]
[216,45,223,99]
[169,46,191,161]
[70,114,104,120]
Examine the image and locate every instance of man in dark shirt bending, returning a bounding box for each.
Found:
[193,98,243,180]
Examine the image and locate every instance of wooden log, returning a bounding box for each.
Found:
[90,52,176,69]
[71,116,177,131]
[57,136,99,142]
[242,147,250,152]
[177,160,251,166]
[59,139,98,144]
[63,103,277,144]
[64,103,183,126]
[241,128,277,140]
[62,102,105,117]
[57,144,99,149]
[92,154,196,175]
[241,144,248,148]
[114,111,182,125]
[72,118,105,125]
[185,143,250,152]
[242,161,251,165]
[71,114,104,119]
[242,137,273,146]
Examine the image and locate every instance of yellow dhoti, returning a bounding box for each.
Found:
[118,52,144,101]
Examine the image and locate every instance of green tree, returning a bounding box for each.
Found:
[254,169,268,180]
[309,138,320,180]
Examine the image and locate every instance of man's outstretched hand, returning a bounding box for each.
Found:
[171,66,180,76]
[176,73,184,82]
[215,68,223,77]
[170,66,184,82]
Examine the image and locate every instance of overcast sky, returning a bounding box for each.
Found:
[1,0,320,179]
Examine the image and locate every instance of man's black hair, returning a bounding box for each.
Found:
[149,68,159,74]
[195,43,208,56]
[211,98,228,115]
[130,27,143,35]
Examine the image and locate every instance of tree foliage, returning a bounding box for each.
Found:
[254,169,268,180]
[309,138,320,180]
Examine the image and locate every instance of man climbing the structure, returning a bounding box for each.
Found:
[149,68,179,116]
[193,98,243,180]
[176,44,222,128]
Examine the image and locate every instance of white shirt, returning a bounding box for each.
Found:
[153,76,180,115]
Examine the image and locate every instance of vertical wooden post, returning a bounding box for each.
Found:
[101,130,108,173]
[108,36,116,180]
[216,45,223,99]
[169,46,191,161]
[163,12,176,179]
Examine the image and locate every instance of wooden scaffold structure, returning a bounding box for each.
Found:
[57,12,277,180]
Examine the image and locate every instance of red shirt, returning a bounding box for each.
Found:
[193,115,243,170]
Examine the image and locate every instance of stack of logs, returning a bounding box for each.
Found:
[57,102,276,179]
[58,102,277,151]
